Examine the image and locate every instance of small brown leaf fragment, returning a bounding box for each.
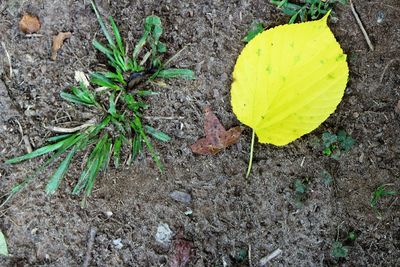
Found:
[395,100,400,114]
[19,13,41,34]
[190,107,243,155]
[51,32,72,61]
[169,230,193,267]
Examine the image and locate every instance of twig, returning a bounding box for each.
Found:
[82,227,97,267]
[380,58,400,83]
[1,42,12,79]
[24,34,44,38]
[349,0,374,51]
[164,45,188,67]
[13,119,32,152]
[248,244,252,267]
[22,135,33,153]
[143,115,185,120]
[44,118,96,133]
[259,248,283,266]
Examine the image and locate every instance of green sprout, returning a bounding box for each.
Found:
[322,130,355,159]
[331,241,348,259]
[370,184,398,218]
[331,228,357,259]
[270,0,348,23]
[2,0,194,206]
[293,178,309,207]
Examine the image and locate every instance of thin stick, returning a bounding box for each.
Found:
[82,227,97,267]
[22,136,33,153]
[248,244,252,267]
[379,58,400,83]
[1,42,12,79]
[246,130,255,178]
[350,0,374,51]
[164,46,188,67]
[143,116,185,120]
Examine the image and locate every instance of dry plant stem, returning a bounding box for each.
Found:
[1,42,12,79]
[350,0,374,51]
[246,130,255,178]
[44,118,96,133]
[380,58,400,83]
[82,227,97,267]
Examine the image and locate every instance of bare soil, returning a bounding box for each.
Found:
[0,0,399,266]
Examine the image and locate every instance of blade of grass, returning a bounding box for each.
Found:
[48,133,73,142]
[156,68,195,80]
[108,92,117,117]
[5,134,79,164]
[113,135,123,168]
[45,147,77,194]
[132,134,143,160]
[84,136,111,196]
[92,39,114,60]
[90,72,121,90]
[144,125,171,142]
[140,130,164,171]
[109,16,124,56]
[1,133,86,207]
[73,134,108,194]
[132,31,149,61]
[90,0,115,47]
[60,92,95,106]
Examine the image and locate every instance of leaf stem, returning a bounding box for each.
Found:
[246,130,255,178]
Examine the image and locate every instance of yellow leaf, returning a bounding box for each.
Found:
[231,14,348,146]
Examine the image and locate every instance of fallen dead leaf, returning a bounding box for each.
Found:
[169,230,193,267]
[191,107,242,155]
[19,13,41,34]
[51,32,72,61]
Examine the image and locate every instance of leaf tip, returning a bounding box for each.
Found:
[322,10,332,23]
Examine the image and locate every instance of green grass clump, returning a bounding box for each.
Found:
[2,0,194,206]
[270,0,347,23]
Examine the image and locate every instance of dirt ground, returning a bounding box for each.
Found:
[0,0,399,266]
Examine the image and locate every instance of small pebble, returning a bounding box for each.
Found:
[104,211,113,217]
[184,208,193,216]
[376,11,385,23]
[113,238,123,249]
[170,190,192,203]
[155,223,173,246]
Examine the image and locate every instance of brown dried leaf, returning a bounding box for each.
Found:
[51,32,72,61]
[19,13,41,34]
[191,107,243,155]
[169,231,193,267]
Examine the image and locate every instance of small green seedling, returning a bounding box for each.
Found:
[293,178,309,207]
[331,229,357,259]
[320,170,333,186]
[2,0,193,206]
[370,184,398,217]
[322,130,354,159]
[243,21,264,43]
[234,248,248,263]
[331,241,348,259]
[270,0,348,23]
